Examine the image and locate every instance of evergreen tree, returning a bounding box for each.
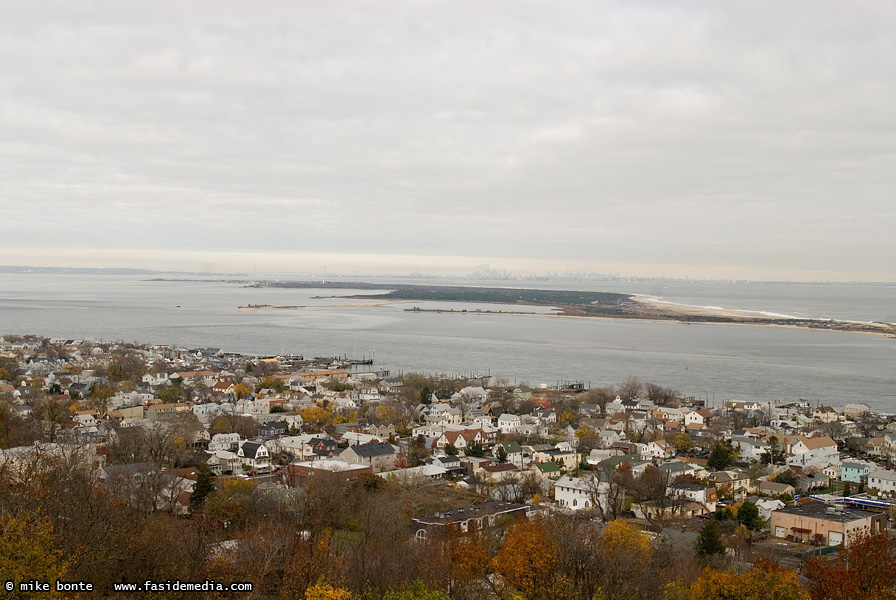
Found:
[495,445,508,464]
[707,441,735,470]
[190,461,215,512]
[466,441,485,458]
[696,518,726,557]
[737,501,762,531]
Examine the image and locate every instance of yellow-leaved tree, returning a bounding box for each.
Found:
[0,510,69,599]
[594,519,653,599]
[665,559,809,600]
[492,516,566,600]
[304,580,358,600]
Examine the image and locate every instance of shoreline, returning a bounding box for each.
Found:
[236,300,896,339]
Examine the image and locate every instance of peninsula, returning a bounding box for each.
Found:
[241,281,896,338]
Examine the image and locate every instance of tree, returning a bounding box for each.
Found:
[843,482,852,497]
[695,519,725,558]
[305,581,359,600]
[190,461,215,512]
[233,382,253,400]
[673,433,694,453]
[495,445,508,464]
[596,519,652,600]
[618,377,643,401]
[775,469,799,487]
[0,510,70,599]
[158,385,185,404]
[383,581,449,600]
[260,376,287,392]
[736,501,762,531]
[443,523,490,597]
[760,435,786,465]
[804,533,896,600]
[465,441,485,458]
[707,441,735,471]
[492,516,561,600]
[576,424,596,439]
[668,559,809,600]
[444,443,458,457]
[634,465,677,530]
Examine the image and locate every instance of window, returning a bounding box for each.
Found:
[415,530,428,541]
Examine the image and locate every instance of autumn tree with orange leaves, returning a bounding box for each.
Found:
[442,523,490,599]
[491,516,567,600]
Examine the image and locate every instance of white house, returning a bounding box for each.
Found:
[209,433,241,452]
[555,474,603,511]
[787,435,839,464]
[646,440,675,459]
[684,409,712,429]
[497,414,521,433]
[867,469,896,497]
[237,441,270,469]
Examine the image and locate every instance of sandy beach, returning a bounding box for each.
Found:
[236,296,896,338]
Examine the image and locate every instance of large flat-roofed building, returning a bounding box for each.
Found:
[287,459,371,484]
[411,502,535,540]
[769,501,886,547]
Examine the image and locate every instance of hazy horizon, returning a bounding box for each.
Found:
[2,2,894,281]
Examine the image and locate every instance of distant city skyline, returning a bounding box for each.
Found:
[2,2,894,282]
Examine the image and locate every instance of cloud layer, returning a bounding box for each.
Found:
[1,1,894,279]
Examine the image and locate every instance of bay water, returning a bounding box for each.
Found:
[1,274,893,411]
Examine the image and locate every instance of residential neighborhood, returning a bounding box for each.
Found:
[2,334,896,598]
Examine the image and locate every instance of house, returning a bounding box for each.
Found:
[842,404,869,419]
[646,440,674,460]
[840,461,873,484]
[497,414,521,433]
[530,461,562,484]
[725,400,763,412]
[866,469,896,497]
[495,441,526,468]
[340,442,398,473]
[145,403,190,420]
[365,423,397,439]
[378,464,448,484]
[258,421,289,438]
[555,474,600,510]
[531,447,580,471]
[756,498,785,520]
[812,406,839,423]
[684,409,712,429]
[759,480,796,498]
[707,470,755,500]
[657,461,702,480]
[770,501,886,546]
[207,450,240,474]
[475,463,520,483]
[669,484,717,514]
[433,429,485,455]
[730,436,769,462]
[237,441,270,469]
[787,435,839,464]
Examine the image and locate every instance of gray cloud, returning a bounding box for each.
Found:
[1,1,894,279]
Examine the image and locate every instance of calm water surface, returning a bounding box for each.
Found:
[1,274,893,411]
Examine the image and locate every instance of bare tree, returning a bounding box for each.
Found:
[618,377,643,401]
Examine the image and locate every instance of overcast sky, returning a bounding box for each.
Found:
[1,1,894,280]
